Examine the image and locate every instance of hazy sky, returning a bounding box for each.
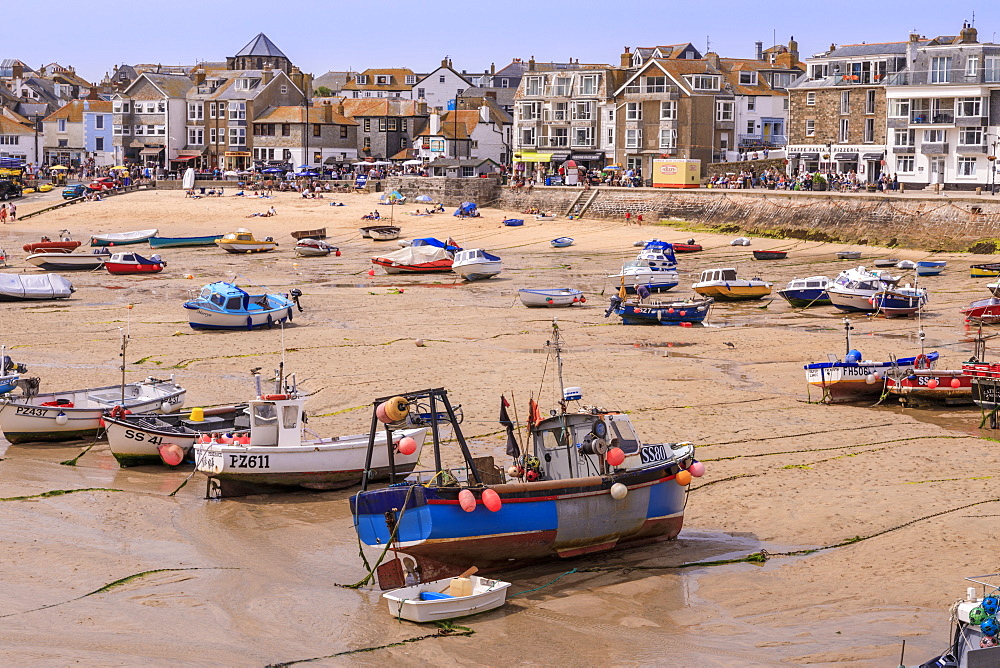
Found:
[8,1,998,83]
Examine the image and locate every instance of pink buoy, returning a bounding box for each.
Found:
[376,402,390,424]
[158,444,185,466]
[951,378,962,388]
[458,489,477,512]
[926,379,939,389]
[606,447,625,467]
[482,488,502,512]
[397,436,417,455]
[689,461,706,477]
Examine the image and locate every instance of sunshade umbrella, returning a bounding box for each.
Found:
[111,165,127,170]
[297,165,310,169]
[415,195,433,202]
[262,167,284,173]
[461,201,476,208]
[50,165,68,170]
[563,160,578,168]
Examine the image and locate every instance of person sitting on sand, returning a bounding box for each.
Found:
[373,210,381,220]
[266,206,276,216]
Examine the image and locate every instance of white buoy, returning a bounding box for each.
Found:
[610,483,628,500]
[55,411,69,425]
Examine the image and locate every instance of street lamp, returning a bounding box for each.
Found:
[990,138,998,196]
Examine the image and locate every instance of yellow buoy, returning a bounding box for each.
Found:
[376,396,409,423]
[189,407,205,422]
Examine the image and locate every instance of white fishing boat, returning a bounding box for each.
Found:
[452,249,502,281]
[826,266,900,313]
[0,273,74,300]
[183,282,301,330]
[103,405,249,467]
[608,240,679,294]
[90,229,159,247]
[0,377,186,443]
[837,250,862,260]
[692,268,771,301]
[534,215,556,221]
[383,573,512,623]
[730,237,751,246]
[194,373,429,496]
[360,225,400,238]
[25,249,109,270]
[370,227,400,241]
[519,288,585,307]
[294,239,337,257]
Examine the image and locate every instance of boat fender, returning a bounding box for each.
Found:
[55,411,69,425]
[507,465,525,478]
[926,379,939,389]
[158,444,184,466]
[951,378,962,389]
[482,488,502,512]
[246,316,253,331]
[262,394,289,401]
[377,397,409,424]
[610,483,628,500]
[266,314,273,329]
[675,470,693,486]
[397,436,417,455]
[458,489,477,512]
[689,461,706,477]
[580,296,586,303]
[109,405,125,418]
[606,447,625,467]
[287,307,293,322]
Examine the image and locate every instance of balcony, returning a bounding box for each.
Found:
[738,133,788,148]
[833,72,888,86]
[891,144,915,154]
[537,136,569,148]
[957,144,988,154]
[910,112,954,125]
[920,143,949,155]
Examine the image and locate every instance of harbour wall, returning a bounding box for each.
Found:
[384,176,1000,252]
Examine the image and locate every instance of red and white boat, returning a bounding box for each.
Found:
[104,251,165,275]
[372,245,454,274]
[885,369,972,405]
[23,232,80,254]
[961,297,1000,324]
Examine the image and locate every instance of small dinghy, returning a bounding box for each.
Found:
[360,225,400,238]
[752,250,787,260]
[149,234,223,249]
[605,294,713,326]
[916,260,946,276]
[370,227,401,241]
[837,250,862,260]
[885,369,972,405]
[0,273,74,300]
[25,248,109,270]
[972,263,1000,278]
[502,218,524,226]
[215,229,278,253]
[103,404,249,467]
[550,237,574,248]
[673,243,703,253]
[0,377,186,443]
[372,245,454,274]
[896,260,917,270]
[873,258,899,268]
[384,570,511,623]
[105,252,165,275]
[962,297,1000,323]
[294,238,339,257]
[290,227,327,240]
[90,229,159,247]
[193,377,428,497]
[452,249,502,281]
[534,215,556,221]
[777,276,831,307]
[519,288,585,307]
[183,282,302,330]
[23,233,80,253]
[730,237,751,246]
[692,268,771,301]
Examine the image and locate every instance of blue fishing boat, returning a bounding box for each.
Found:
[183,281,303,330]
[605,294,713,325]
[149,234,224,249]
[608,240,679,294]
[502,218,524,226]
[777,276,832,307]
[916,260,946,277]
[350,320,700,582]
[550,237,574,248]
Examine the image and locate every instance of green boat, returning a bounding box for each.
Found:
[149,234,224,249]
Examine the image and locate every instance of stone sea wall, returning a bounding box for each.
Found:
[383,177,1000,252]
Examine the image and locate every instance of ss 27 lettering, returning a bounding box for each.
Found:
[228,454,270,469]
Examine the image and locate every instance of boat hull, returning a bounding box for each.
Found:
[91,230,158,247]
[776,288,831,307]
[885,371,972,405]
[519,289,584,307]
[105,262,164,275]
[753,251,787,260]
[25,254,106,270]
[962,298,1000,323]
[384,576,512,623]
[372,258,453,273]
[294,246,331,257]
[217,242,277,253]
[104,406,246,466]
[805,354,937,402]
[184,303,295,330]
[149,235,223,249]
[672,244,702,253]
[693,284,771,301]
[23,241,81,253]
[610,269,679,294]
[453,261,501,281]
[614,300,712,325]
[195,427,428,497]
[351,463,690,568]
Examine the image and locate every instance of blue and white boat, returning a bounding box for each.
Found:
[605,294,713,325]
[608,240,679,294]
[916,260,946,276]
[452,249,502,281]
[502,218,524,227]
[776,276,832,307]
[870,285,929,318]
[804,318,939,402]
[550,237,574,248]
[826,266,899,312]
[183,282,302,330]
[350,320,700,579]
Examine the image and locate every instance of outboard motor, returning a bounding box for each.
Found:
[604,295,623,318]
[290,288,303,312]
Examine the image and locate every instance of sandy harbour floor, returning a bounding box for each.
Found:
[1,186,998,666]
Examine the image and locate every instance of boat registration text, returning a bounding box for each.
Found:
[639,444,669,464]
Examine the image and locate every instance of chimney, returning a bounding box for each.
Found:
[755,41,763,61]
[323,103,332,123]
[417,100,428,116]
[12,62,22,79]
[620,47,631,68]
[705,52,720,69]
[430,108,441,134]
[528,56,535,71]
[830,43,837,53]
[960,21,978,44]
[441,57,449,68]
[788,36,799,62]
[193,68,206,85]
[480,103,489,123]
[491,62,495,74]
[262,64,273,85]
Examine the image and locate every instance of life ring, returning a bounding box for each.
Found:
[262,394,289,401]
[914,353,930,370]
[109,405,125,418]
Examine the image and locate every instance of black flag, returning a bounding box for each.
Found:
[499,395,520,458]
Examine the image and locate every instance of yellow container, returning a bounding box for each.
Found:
[449,577,473,597]
[189,407,205,422]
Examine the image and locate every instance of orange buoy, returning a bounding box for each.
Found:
[397,436,417,455]
[377,396,409,424]
[482,488,502,512]
[158,444,185,466]
[675,470,693,486]
[606,447,626,467]
[458,489,477,512]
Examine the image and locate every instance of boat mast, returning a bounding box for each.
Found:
[119,327,128,406]
[549,318,567,413]
[843,317,853,358]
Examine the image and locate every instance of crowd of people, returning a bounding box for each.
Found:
[706,168,900,192]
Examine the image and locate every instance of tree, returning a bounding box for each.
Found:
[315,86,333,97]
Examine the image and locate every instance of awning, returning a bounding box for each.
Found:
[571,152,603,161]
[833,153,859,161]
[139,147,163,156]
[175,151,202,158]
[549,151,571,161]
[324,157,338,164]
[786,153,800,159]
[862,153,883,160]
[514,151,552,163]
[799,152,820,160]
[170,155,198,162]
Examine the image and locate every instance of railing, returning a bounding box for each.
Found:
[623,83,679,95]
[737,134,788,148]
[919,142,949,155]
[890,144,915,153]
[834,73,887,85]
[537,137,569,147]
[910,112,954,124]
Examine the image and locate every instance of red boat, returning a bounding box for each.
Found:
[672,243,703,253]
[372,245,453,274]
[885,369,972,405]
[961,297,1000,324]
[104,251,165,275]
[23,237,81,253]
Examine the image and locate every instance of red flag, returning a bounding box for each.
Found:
[528,398,541,427]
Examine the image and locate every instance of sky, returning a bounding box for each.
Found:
[7,0,999,84]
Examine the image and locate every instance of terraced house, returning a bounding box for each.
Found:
[252,102,358,167]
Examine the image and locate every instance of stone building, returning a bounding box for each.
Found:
[111,73,194,167]
[341,69,416,99]
[252,103,358,168]
[342,99,427,160]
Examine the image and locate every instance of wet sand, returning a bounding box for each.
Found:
[0,187,997,665]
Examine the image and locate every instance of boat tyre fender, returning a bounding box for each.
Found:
[286,307,293,322]
[266,314,273,329]
[915,353,930,370]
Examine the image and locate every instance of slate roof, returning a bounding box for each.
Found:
[824,41,916,58]
[460,86,515,108]
[342,69,416,91]
[341,99,424,117]
[235,33,287,59]
[254,105,357,125]
[139,73,196,98]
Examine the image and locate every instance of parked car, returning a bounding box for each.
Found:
[88,177,117,191]
[0,179,22,200]
[62,184,88,199]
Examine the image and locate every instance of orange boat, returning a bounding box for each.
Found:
[23,236,81,253]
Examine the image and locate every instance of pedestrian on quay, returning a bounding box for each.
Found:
[625,211,632,225]
[8,201,15,221]
[637,213,644,225]
[0,203,7,223]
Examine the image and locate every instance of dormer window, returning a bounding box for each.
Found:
[738,71,758,85]
[688,75,720,90]
[235,78,261,91]
[376,75,390,85]
[404,75,416,85]
[355,75,368,85]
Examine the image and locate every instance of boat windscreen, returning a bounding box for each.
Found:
[609,419,640,454]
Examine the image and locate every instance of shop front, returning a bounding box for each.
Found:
[224,151,252,171]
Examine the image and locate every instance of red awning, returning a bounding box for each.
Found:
[170,156,198,162]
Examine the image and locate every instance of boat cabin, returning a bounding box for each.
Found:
[196,282,276,313]
[453,249,500,264]
[247,396,305,447]
[788,276,830,290]
[109,252,161,264]
[699,268,738,283]
[223,232,255,242]
[635,241,677,268]
[530,411,646,480]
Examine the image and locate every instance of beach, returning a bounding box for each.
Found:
[0,185,996,666]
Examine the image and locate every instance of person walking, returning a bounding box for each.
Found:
[8,201,15,221]
[0,203,7,224]
[625,211,632,225]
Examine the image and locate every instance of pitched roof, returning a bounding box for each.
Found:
[136,72,195,98]
[342,69,415,91]
[824,41,915,58]
[234,33,287,59]
[460,86,515,107]
[254,105,357,125]
[0,114,34,134]
[341,98,424,118]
